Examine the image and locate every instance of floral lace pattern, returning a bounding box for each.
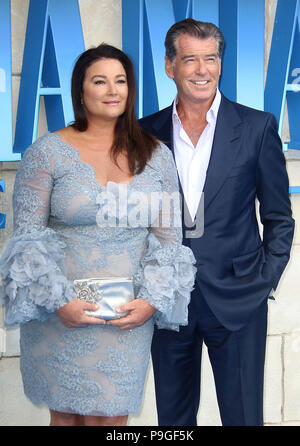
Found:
[0,132,195,416]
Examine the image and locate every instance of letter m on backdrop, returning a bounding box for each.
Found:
[13,0,85,154]
[122,0,265,118]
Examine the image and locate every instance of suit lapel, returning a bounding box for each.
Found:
[150,96,244,222]
[203,95,243,212]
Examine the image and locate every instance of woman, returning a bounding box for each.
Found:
[0,44,195,426]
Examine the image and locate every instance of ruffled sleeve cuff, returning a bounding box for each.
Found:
[0,227,75,327]
[135,233,196,331]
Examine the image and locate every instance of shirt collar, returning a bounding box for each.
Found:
[172,88,221,125]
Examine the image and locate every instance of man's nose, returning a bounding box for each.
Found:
[195,60,207,75]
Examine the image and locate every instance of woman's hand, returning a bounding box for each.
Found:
[106,299,157,330]
[55,299,107,327]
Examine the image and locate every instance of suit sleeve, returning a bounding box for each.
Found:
[256,114,295,290]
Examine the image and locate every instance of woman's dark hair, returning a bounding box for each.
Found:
[71,43,157,174]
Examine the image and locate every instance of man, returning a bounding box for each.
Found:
[139,19,294,426]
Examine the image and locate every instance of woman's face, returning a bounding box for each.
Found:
[82,58,128,122]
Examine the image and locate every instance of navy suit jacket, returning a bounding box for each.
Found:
[139,94,295,330]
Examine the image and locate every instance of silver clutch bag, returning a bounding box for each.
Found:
[74,277,135,320]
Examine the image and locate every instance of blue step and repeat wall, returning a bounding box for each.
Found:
[0,0,299,227]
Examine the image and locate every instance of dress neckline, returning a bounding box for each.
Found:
[51,132,136,189]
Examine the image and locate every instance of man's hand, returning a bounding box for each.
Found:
[106,299,157,330]
[56,299,107,327]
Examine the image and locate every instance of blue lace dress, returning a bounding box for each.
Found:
[0,132,195,416]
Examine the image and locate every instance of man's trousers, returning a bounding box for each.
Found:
[151,283,268,426]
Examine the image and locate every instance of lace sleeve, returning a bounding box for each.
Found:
[135,143,196,331]
[0,138,75,326]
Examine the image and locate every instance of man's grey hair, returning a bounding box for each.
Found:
[165,18,225,63]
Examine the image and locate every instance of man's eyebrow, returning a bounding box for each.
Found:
[181,54,196,61]
[181,53,218,61]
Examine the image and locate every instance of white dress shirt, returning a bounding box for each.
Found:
[172,89,221,221]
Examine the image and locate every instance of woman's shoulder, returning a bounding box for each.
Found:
[24,132,59,155]
[144,141,178,190]
[148,141,174,169]
[23,130,74,161]
[18,132,72,176]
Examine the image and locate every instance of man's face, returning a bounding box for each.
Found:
[165,34,221,108]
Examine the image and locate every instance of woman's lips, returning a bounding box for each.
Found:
[103,101,120,105]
